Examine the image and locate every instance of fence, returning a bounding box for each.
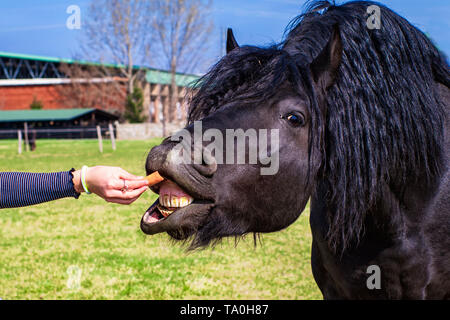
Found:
[1,125,116,154]
[0,126,113,140]
[1,122,185,154]
[115,122,183,140]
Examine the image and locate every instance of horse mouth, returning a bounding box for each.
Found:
[144,179,195,222]
[140,178,214,239]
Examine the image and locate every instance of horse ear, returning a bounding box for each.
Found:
[226,28,240,53]
[310,24,342,90]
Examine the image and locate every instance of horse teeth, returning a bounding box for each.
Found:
[171,196,180,207]
[159,195,193,208]
[158,180,194,208]
[180,196,192,207]
[160,195,170,207]
[157,204,174,217]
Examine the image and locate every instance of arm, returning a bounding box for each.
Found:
[0,170,80,209]
[0,167,149,209]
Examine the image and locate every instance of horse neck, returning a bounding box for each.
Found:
[366,83,449,239]
[312,170,443,253]
[374,182,437,232]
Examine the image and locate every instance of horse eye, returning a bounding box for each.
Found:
[285,112,305,127]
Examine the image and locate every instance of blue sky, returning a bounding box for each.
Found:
[0,0,448,72]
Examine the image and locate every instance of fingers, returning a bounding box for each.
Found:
[108,178,149,191]
[106,196,141,205]
[117,168,144,181]
[87,166,151,205]
[104,186,148,202]
[124,186,148,199]
[122,179,149,189]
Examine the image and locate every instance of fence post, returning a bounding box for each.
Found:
[96,125,103,153]
[109,123,116,151]
[24,122,29,152]
[17,130,22,154]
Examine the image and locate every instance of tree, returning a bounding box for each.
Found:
[79,0,152,98]
[57,63,127,115]
[124,86,147,123]
[152,0,214,132]
[30,96,43,110]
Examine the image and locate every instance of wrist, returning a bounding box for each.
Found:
[72,170,84,194]
[81,165,92,194]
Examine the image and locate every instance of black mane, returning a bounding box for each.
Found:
[188,0,450,253]
[188,46,309,121]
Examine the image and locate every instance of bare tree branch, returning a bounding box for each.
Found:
[152,0,214,128]
[78,0,153,97]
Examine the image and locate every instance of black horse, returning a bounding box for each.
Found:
[141,1,450,299]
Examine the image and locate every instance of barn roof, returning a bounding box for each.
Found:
[0,108,118,123]
[0,51,140,70]
[145,69,199,87]
[0,51,201,87]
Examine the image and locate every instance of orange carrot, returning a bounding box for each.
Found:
[144,171,165,187]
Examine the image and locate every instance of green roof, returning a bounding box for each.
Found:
[0,51,70,63]
[0,51,139,70]
[0,108,96,123]
[145,70,200,87]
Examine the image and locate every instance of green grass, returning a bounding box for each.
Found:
[0,139,321,300]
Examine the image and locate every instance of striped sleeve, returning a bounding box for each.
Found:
[0,170,80,209]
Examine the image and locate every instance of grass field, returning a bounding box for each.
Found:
[0,139,321,300]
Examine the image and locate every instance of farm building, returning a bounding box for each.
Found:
[0,51,200,124]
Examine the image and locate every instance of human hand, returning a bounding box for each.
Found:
[73,166,149,204]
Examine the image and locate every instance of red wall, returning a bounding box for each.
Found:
[0,84,126,113]
[0,85,62,110]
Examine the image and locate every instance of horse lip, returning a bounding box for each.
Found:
[148,164,216,201]
[140,200,214,236]
[140,202,168,235]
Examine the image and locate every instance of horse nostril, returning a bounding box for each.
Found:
[192,145,217,177]
[163,142,217,178]
[193,161,217,177]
